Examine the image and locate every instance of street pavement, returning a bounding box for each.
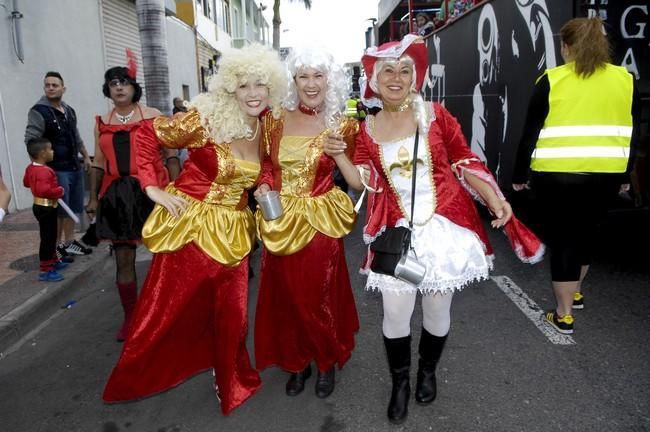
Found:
[0,205,648,431]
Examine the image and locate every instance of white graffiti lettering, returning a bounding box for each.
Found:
[620,5,648,39]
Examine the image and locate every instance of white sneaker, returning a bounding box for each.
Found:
[64,240,92,255]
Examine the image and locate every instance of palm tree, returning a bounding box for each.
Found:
[272,0,312,51]
[135,0,171,115]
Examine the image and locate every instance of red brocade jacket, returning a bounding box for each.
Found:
[353,103,545,264]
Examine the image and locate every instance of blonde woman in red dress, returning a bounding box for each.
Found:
[103,44,287,415]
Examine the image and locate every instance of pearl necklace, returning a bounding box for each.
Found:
[115,109,135,124]
[245,119,260,142]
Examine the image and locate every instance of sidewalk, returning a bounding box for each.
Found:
[0,208,111,354]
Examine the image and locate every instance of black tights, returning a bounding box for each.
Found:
[532,173,619,281]
[113,243,136,285]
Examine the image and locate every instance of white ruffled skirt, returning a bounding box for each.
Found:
[365,214,492,294]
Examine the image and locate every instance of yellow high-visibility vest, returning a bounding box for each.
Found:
[531,62,633,173]
[346,99,358,117]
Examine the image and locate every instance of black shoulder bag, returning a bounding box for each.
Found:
[370,128,419,276]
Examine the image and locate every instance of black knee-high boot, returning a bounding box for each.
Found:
[384,335,411,424]
[415,328,447,405]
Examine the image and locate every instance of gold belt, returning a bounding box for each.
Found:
[33,197,58,207]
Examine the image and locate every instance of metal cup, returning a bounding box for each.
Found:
[394,252,426,286]
[258,190,283,221]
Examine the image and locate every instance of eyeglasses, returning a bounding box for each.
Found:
[108,78,130,88]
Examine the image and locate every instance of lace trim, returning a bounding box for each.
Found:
[455,165,505,206]
[512,241,546,264]
[364,267,492,295]
[362,218,410,244]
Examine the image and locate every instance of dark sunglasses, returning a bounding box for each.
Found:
[108,78,131,88]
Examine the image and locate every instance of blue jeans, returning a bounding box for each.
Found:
[55,170,85,217]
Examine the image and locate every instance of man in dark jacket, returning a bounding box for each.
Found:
[25,71,93,260]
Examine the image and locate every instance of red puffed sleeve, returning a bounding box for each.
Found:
[352,123,371,166]
[258,111,278,189]
[135,120,170,191]
[435,104,505,203]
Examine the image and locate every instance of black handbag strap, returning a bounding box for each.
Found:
[408,128,419,230]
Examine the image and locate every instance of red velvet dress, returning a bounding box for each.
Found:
[103,111,262,415]
[254,112,360,373]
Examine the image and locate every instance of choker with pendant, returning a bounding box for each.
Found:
[383,98,411,113]
[115,109,135,124]
[298,102,322,116]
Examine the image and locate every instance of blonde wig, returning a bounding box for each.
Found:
[283,47,351,130]
[187,44,287,144]
[370,56,433,133]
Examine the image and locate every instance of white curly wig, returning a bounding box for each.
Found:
[283,47,351,130]
[187,44,287,144]
[370,56,433,133]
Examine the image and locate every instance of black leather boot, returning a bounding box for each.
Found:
[315,367,335,398]
[384,335,411,424]
[415,329,448,405]
[285,364,312,396]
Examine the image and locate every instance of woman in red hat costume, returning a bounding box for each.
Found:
[325,35,544,424]
[253,47,359,399]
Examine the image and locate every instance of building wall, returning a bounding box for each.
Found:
[0,0,106,210]
[166,16,200,103]
[101,0,146,100]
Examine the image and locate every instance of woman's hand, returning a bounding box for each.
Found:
[487,198,513,229]
[145,186,188,218]
[254,183,271,199]
[323,132,347,159]
[85,198,98,217]
[512,183,530,191]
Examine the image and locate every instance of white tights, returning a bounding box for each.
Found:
[381,290,453,339]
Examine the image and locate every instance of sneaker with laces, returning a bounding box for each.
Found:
[572,292,584,310]
[544,310,574,334]
[39,270,64,282]
[65,240,92,255]
[56,245,75,263]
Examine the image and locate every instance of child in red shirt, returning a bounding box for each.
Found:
[23,138,67,282]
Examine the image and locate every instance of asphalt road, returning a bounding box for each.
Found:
[1,213,648,432]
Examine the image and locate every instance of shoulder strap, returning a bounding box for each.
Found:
[409,128,419,229]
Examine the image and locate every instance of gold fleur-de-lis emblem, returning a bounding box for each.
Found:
[389,146,424,178]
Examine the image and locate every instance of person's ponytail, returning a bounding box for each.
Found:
[560,17,611,78]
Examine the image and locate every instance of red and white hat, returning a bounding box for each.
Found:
[361,34,428,105]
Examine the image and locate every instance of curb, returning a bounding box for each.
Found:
[0,247,112,355]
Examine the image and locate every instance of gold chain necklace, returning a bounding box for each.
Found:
[383,97,411,112]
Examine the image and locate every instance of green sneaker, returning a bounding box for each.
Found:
[545,310,574,335]
[572,292,584,310]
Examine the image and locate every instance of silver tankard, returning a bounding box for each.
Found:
[258,190,283,221]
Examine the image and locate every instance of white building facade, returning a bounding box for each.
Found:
[0,0,270,210]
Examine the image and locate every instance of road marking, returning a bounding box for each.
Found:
[491,275,576,346]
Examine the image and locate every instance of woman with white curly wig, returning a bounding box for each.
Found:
[253,46,360,399]
[103,44,287,415]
